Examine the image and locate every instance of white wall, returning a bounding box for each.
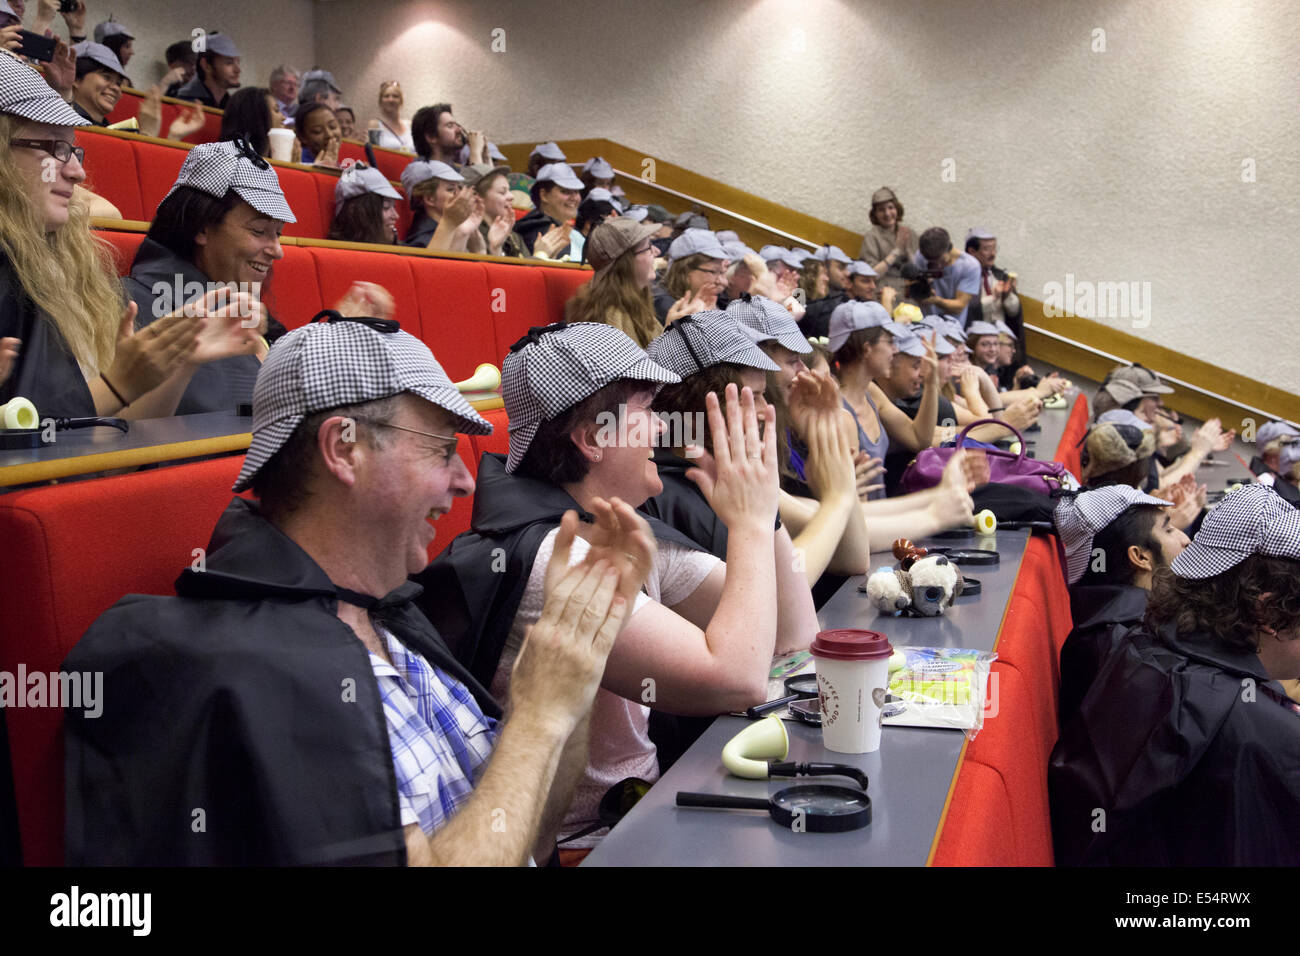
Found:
[58,0,315,93]
[278,2,1300,391]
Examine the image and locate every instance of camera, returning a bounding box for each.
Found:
[899,262,943,302]
[59,1,80,13]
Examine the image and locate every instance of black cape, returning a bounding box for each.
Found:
[63,498,499,866]
[1248,455,1300,509]
[413,453,705,690]
[0,252,96,417]
[1048,620,1300,865]
[1057,583,1147,729]
[122,237,269,415]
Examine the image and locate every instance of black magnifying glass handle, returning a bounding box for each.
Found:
[676,792,772,811]
[745,693,799,719]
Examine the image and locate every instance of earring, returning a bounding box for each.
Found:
[593,453,602,461]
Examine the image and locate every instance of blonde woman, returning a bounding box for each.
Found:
[0,52,261,418]
[368,81,414,152]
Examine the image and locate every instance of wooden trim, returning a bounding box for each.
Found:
[0,434,250,487]
[79,124,191,150]
[286,235,591,269]
[1022,296,1300,428]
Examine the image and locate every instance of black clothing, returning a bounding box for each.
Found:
[1058,584,1148,729]
[513,208,562,254]
[1249,455,1300,508]
[122,237,264,414]
[63,498,499,865]
[884,390,957,496]
[402,213,438,248]
[415,453,705,690]
[71,102,107,127]
[1049,620,1300,865]
[0,252,96,417]
[798,290,846,339]
[174,74,228,109]
[651,282,675,323]
[640,449,729,556]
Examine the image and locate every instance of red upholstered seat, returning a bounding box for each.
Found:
[409,258,499,381]
[75,129,144,221]
[0,455,247,865]
[106,90,222,144]
[130,140,188,220]
[308,247,424,340]
[481,263,551,360]
[472,407,512,462]
[276,166,327,239]
[541,268,591,324]
[94,230,145,276]
[930,761,1018,866]
[263,246,325,330]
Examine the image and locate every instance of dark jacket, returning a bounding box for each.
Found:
[1049,620,1300,866]
[651,282,676,323]
[0,252,96,417]
[71,102,108,127]
[402,213,438,248]
[414,453,704,689]
[122,237,266,415]
[798,290,847,339]
[174,74,228,109]
[1249,455,1300,508]
[513,208,561,254]
[1058,583,1148,729]
[63,497,499,866]
[640,449,730,557]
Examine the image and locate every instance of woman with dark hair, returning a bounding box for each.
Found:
[328,162,401,245]
[0,57,262,419]
[515,162,583,258]
[857,187,917,293]
[69,41,126,127]
[294,102,341,167]
[219,87,285,159]
[564,218,663,347]
[417,322,814,860]
[1050,484,1300,866]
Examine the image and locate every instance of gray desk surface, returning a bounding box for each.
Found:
[584,396,1085,867]
[0,411,251,487]
[583,529,1030,867]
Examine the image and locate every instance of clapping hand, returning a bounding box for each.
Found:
[333,281,397,321]
[167,101,207,141]
[665,289,708,325]
[685,385,779,532]
[534,223,571,258]
[486,207,515,254]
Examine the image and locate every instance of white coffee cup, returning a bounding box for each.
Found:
[812,629,894,754]
[267,128,295,162]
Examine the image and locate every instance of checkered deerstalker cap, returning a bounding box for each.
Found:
[166,140,297,224]
[647,310,779,378]
[1053,486,1173,584]
[726,294,812,355]
[233,315,491,492]
[0,49,90,127]
[502,322,679,474]
[1170,483,1300,579]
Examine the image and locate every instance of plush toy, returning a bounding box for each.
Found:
[865,539,966,617]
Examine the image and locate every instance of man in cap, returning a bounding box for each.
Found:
[297,67,343,113]
[64,316,648,865]
[963,227,1022,341]
[417,321,799,856]
[163,40,197,97]
[912,226,981,328]
[580,156,615,192]
[176,31,241,109]
[1250,421,1300,507]
[516,162,585,257]
[526,141,565,178]
[1052,484,1188,725]
[92,17,133,68]
[1050,484,1300,865]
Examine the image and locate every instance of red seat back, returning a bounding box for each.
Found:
[75,129,144,221]
[94,230,145,276]
[263,246,325,330]
[0,456,246,865]
[131,140,188,220]
[409,258,498,382]
[308,247,423,340]
[275,166,327,239]
[482,263,552,360]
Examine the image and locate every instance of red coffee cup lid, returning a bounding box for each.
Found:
[810,628,893,661]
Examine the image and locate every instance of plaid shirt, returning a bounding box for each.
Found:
[370,625,498,836]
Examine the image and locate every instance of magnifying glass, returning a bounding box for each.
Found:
[744,673,820,719]
[677,784,872,832]
[923,547,1000,566]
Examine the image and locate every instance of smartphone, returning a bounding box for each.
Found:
[59,0,80,12]
[18,30,58,63]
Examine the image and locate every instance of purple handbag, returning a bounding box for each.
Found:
[898,418,1070,495]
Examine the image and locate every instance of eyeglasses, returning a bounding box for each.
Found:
[10,139,85,166]
[360,419,460,464]
[692,266,727,278]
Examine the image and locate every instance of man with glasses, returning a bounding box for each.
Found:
[64,317,651,865]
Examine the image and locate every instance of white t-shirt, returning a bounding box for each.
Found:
[489,526,721,848]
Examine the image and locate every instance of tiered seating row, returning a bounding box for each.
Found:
[76,128,417,241]
[95,230,590,384]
